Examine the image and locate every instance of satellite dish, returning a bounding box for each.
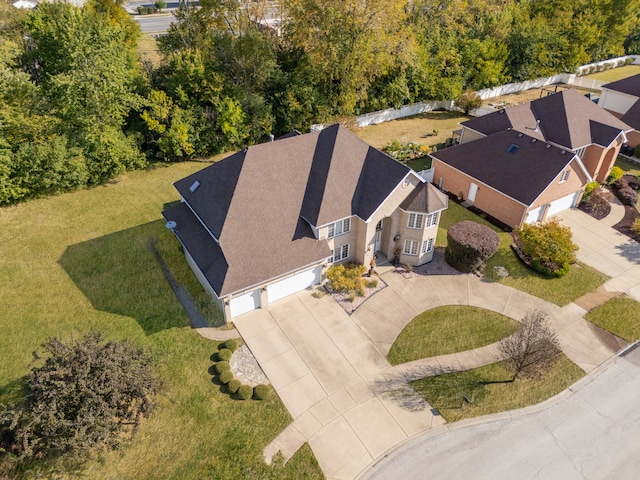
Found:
[165,221,177,230]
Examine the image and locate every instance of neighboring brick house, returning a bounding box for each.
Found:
[163,124,448,322]
[431,89,631,228]
[598,74,640,147]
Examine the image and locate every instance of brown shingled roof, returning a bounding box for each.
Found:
[431,130,581,205]
[462,89,631,150]
[602,74,640,97]
[621,99,640,130]
[165,124,412,297]
[399,182,448,213]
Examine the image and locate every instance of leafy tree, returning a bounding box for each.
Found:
[516,219,578,277]
[499,310,560,380]
[455,89,483,114]
[0,333,158,460]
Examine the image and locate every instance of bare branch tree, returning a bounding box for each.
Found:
[499,310,560,381]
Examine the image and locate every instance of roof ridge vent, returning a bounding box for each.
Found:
[517,132,523,137]
[531,138,537,143]
[545,144,551,149]
[561,150,566,155]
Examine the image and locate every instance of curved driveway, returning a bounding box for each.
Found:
[364,344,640,480]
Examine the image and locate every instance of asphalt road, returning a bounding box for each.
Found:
[134,14,174,34]
[365,344,640,480]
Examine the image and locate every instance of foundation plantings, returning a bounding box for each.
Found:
[445,220,500,273]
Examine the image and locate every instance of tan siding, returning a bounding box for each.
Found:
[533,160,587,207]
[460,128,485,144]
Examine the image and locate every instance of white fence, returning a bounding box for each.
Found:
[337,55,640,127]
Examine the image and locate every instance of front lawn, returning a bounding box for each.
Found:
[583,65,640,82]
[411,356,584,422]
[616,156,640,177]
[585,295,640,342]
[387,306,518,365]
[0,164,322,479]
[438,202,608,306]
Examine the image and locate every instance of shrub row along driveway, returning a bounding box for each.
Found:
[233,273,625,480]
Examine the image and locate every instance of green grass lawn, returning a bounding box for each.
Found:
[387,306,518,365]
[616,156,640,176]
[585,295,640,342]
[0,163,323,479]
[583,65,640,82]
[437,202,608,306]
[411,355,584,422]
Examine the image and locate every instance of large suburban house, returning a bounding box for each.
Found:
[598,73,640,147]
[163,124,448,322]
[430,88,632,228]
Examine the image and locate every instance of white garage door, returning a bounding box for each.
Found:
[547,192,580,218]
[267,266,322,304]
[229,289,260,318]
[525,205,545,224]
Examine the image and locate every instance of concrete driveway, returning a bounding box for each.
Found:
[233,273,625,479]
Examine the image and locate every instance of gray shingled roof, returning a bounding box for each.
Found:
[431,130,582,206]
[462,89,631,150]
[602,74,640,97]
[399,182,448,213]
[621,99,640,130]
[164,124,412,297]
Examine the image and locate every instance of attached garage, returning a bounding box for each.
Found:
[546,192,581,218]
[525,205,545,224]
[229,289,261,318]
[267,266,322,304]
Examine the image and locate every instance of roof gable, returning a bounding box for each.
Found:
[431,130,578,205]
[621,99,640,130]
[602,74,640,97]
[399,182,448,213]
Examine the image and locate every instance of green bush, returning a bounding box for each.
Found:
[219,370,234,384]
[253,384,270,400]
[217,348,232,361]
[364,278,378,289]
[381,141,431,163]
[223,339,239,352]
[326,263,366,295]
[607,166,624,184]
[516,219,577,277]
[237,385,253,400]
[632,218,640,235]
[635,145,640,158]
[214,361,230,374]
[582,181,599,200]
[445,220,500,273]
[455,89,483,114]
[227,378,242,393]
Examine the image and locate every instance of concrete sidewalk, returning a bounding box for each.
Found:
[233,273,626,480]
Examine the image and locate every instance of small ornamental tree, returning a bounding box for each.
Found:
[516,219,577,277]
[499,310,560,380]
[455,89,483,114]
[0,333,158,460]
[445,220,500,273]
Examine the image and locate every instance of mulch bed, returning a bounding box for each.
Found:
[578,188,613,220]
[394,247,469,278]
[324,274,387,315]
[613,205,640,243]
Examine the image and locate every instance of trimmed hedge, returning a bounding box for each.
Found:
[223,339,239,352]
[227,379,242,394]
[219,370,234,384]
[217,348,232,361]
[237,385,253,400]
[607,166,623,184]
[214,361,230,374]
[618,187,638,206]
[253,384,270,400]
[445,220,499,273]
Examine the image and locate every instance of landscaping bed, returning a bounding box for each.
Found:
[613,205,640,243]
[323,263,387,314]
[578,188,613,220]
[394,247,468,278]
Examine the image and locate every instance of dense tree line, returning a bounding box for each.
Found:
[0,0,638,204]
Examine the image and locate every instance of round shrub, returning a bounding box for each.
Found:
[607,166,623,184]
[582,181,600,200]
[214,361,230,374]
[219,370,234,384]
[445,220,500,273]
[227,378,242,394]
[253,384,270,400]
[617,187,638,206]
[237,385,253,400]
[516,220,577,277]
[217,348,232,361]
[223,339,239,352]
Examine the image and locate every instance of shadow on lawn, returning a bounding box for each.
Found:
[58,220,189,335]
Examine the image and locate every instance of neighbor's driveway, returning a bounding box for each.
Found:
[233,274,624,480]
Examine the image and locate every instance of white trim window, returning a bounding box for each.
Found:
[328,217,351,238]
[329,244,349,263]
[425,212,439,228]
[407,213,424,229]
[559,170,570,183]
[403,240,419,256]
[422,238,434,254]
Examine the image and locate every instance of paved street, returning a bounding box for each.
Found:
[364,344,640,480]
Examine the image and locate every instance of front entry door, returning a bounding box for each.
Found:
[374,220,382,251]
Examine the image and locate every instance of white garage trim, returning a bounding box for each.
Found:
[547,191,581,218]
[267,266,322,304]
[525,205,546,224]
[229,290,261,318]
